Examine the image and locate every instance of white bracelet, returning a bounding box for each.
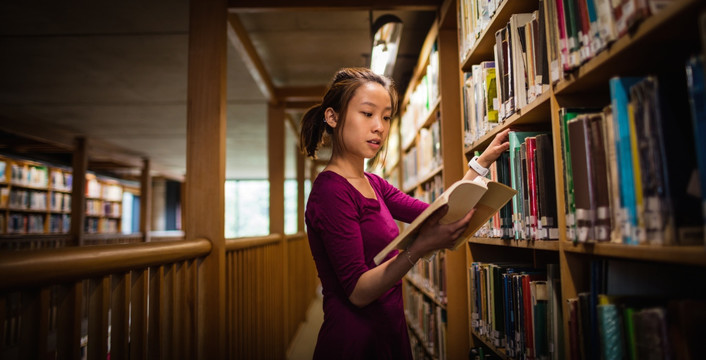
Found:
[468,155,489,177]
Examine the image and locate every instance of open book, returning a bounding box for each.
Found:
[374,176,518,265]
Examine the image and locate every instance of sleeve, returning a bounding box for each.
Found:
[371,174,429,223]
[310,185,370,297]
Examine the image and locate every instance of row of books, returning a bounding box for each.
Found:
[9,163,49,188]
[86,200,121,217]
[85,217,119,234]
[560,66,705,245]
[408,249,447,306]
[458,0,506,60]
[494,11,551,120]
[50,193,72,212]
[469,262,563,360]
[7,189,49,211]
[403,118,442,192]
[568,260,706,360]
[401,42,439,149]
[463,61,498,146]
[48,214,71,234]
[544,0,676,82]
[473,130,559,241]
[49,169,72,192]
[404,284,447,360]
[413,174,444,206]
[8,213,45,234]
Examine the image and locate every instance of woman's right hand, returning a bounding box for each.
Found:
[409,205,475,258]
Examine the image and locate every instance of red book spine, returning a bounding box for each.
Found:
[526,137,539,240]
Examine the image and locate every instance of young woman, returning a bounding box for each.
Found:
[300,67,509,359]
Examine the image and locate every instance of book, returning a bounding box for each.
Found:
[686,55,706,245]
[374,176,517,265]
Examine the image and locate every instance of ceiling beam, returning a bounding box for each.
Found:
[227,13,277,103]
[275,86,326,103]
[228,0,442,11]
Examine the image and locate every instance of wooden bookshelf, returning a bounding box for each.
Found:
[450,0,706,359]
[406,274,447,308]
[468,237,560,251]
[562,242,706,267]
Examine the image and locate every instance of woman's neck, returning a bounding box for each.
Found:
[326,154,365,179]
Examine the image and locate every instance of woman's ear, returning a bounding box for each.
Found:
[324,107,338,128]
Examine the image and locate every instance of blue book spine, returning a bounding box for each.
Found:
[686,56,706,241]
[609,76,644,245]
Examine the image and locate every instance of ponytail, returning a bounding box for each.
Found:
[299,104,329,159]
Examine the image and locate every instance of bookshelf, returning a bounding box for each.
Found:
[451,0,706,359]
[0,155,126,236]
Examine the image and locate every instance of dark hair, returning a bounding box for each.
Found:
[299,67,398,162]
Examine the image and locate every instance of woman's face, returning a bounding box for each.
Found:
[339,82,392,160]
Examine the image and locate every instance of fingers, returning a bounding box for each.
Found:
[425,204,449,225]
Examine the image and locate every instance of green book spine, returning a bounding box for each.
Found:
[597,304,624,360]
[623,307,637,360]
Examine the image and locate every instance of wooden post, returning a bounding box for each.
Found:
[296,148,305,232]
[140,158,152,242]
[186,0,227,357]
[438,24,470,358]
[71,137,87,246]
[268,102,288,353]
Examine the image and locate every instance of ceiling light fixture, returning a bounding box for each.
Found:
[370,14,403,77]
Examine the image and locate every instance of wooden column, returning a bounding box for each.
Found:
[140,158,152,242]
[186,0,227,358]
[268,102,288,353]
[71,137,87,246]
[438,25,469,358]
[296,148,305,232]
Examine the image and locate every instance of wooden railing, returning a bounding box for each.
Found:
[0,239,211,360]
[224,232,318,359]
[0,233,318,360]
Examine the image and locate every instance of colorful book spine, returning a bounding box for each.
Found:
[609,76,644,245]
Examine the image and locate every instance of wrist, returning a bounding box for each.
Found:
[468,155,489,177]
[477,154,492,168]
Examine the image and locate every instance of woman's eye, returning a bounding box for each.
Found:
[384,116,391,121]
[362,112,372,117]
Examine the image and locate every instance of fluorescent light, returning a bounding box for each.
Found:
[370,15,403,77]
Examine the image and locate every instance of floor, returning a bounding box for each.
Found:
[287,287,324,360]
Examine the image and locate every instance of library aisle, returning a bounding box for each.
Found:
[287,286,323,360]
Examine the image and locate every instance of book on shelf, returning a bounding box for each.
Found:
[374,175,517,265]
[686,55,706,245]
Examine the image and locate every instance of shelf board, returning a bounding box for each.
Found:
[562,241,706,267]
[50,188,72,193]
[405,275,447,309]
[9,183,49,191]
[468,237,560,251]
[420,97,441,129]
[403,165,443,194]
[8,208,48,214]
[470,330,511,360]
[461,0,540,69]
[464,90,551,155]
[554,0,704,95]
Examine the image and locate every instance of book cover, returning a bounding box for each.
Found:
[633,307,670,360]
[609,76,644,245]
[686,55,706,245]
[588,114,612,242]
[526,137,539,240]
[532,280,549,359]
[568,115,596,242]
[601,106,622,243]
[374,176,517,265]
[535,133,559,240]
[597,303,625,360]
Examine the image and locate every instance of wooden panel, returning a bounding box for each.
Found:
[227,14,276,102]
[130,269,149,360]
[87,277,110,360]
[18,290,40,359]
[148,266,163,359]
[56,282,82,359]
[110,273,131,360]
[162,264,175,360]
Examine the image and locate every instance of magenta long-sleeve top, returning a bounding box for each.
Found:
[305,171,429,359]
